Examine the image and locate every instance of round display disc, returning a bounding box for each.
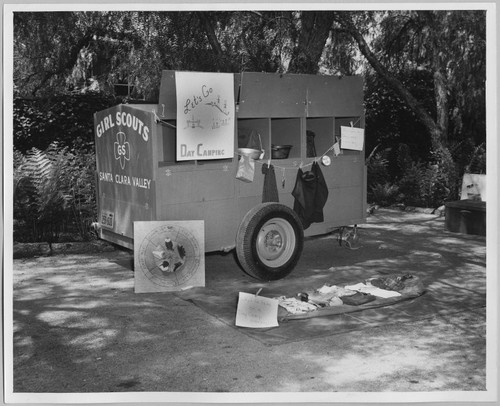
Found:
[137,223,202,288]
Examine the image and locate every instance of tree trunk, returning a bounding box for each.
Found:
[336,11,458,200]
[197,12,227,71]
[420,11,450,145]
[336,11,444,152]
[288,11,335,74]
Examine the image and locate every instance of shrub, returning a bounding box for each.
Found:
[14,92,118,153]
[464,142,486,174]
[417,164,444,208]
[397,149,457,208]
[369,182,400,206]
[366,147,390,189]
[13,142,97,244]
[428,146,459,204]
[63,148,97,241]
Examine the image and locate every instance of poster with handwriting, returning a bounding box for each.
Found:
[176,72,235,161]
[235,292,279,328]
[340,126,365,151]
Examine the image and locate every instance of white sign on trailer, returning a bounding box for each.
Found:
[176,71,235,161]
[340,126,365,151]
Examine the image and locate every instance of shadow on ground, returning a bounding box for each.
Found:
[175,210,486,345]
[11,209,487,393]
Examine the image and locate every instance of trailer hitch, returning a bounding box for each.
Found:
[337,225,361,250]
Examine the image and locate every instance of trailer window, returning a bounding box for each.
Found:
[238,118,270,157]
[306,117,334,158]
[270,118,300,159]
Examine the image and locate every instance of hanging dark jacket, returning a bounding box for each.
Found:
[292,162,329,229]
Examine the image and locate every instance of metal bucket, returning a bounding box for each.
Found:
[238,148,264,160]
[271,145,292,159]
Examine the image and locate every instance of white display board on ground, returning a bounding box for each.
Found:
[134,221,205,293]
[235,292,279,328]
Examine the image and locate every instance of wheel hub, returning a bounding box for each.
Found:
[265,231,283,250]
[256,219,295,264]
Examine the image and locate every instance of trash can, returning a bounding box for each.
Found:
[445,199,486,236]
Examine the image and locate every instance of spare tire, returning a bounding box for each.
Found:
[236,203,304,281]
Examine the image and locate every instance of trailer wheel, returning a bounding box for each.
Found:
[236,203,304,281]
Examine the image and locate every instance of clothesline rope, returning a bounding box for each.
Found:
[237,142,338,172]
[349,117,362,127]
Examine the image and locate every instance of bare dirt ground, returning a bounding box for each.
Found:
[7,208,494,403]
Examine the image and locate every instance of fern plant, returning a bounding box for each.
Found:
[369,182,400,206]
[366,150,390,187]
[397,161,424,206]
[465,142,486,174]
[14,143,71,246]
[14,142,98,245]
[397,149,456,208]
[66,151,97,241]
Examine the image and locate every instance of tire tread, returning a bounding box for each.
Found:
[236,203,303,281]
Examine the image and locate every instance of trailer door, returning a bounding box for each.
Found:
[94,104,156,248]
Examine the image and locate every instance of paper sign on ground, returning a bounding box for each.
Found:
[134,221,205,293]
[340,126,365,151]
[235,292,279,328]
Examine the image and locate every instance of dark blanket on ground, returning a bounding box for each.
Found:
[178,273,432,346]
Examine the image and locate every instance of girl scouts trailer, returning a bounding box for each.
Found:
[94,71,367,281]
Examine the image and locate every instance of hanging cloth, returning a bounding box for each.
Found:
[262,163,279,203]
[235,155,255,183]
[292,162,328,229]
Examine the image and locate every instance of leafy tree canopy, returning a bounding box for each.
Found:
[14,9,486,173]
